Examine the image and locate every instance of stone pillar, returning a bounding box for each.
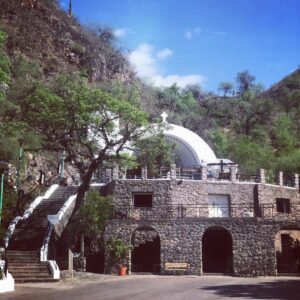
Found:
[141,166,147,180]
[293,174,299,190]
[127,250,131,275]
[120,168,127,179]
[276,171,283,186]
[201,166,207,181]
[170,164,177,179]
[112,164,119,180]
[257,168,266,184]
[105,169,112,182]
[230,166,237,182]
[80,234,84,257]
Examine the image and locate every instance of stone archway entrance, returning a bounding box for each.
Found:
[131,226,160,273]
[275,229,300,274]
[202,226,233,273]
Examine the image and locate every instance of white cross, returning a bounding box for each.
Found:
[161,111,168,123]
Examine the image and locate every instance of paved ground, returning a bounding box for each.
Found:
[1,273,300,300]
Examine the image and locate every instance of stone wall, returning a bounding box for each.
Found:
[105,179,299,219]
[258,184,300,205]
[105,218,300,277]
[103,178,300,276]
[109,179,257,205]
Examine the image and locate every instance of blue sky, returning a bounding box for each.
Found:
[60,0,300,91]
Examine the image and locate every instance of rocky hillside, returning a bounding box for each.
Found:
[0,0,134,83]
[263,68,300,113]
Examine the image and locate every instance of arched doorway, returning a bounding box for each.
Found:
[131,226,160,273]
[275,229,300,274]
[202,226,233,273]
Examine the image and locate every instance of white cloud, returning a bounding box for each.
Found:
[184,27,202,40]
[194,27,202,34]
[157,48,173,60]
[184,30,193,40]
[114,28,127,38]
[152,74,206,88]
[129,43,206,88]
[129,43,157,77]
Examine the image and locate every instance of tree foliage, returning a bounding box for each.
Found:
[4,74,152,210]
[134,134,173,176]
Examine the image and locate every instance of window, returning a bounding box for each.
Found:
[133,193,153,207]
[276,198,290,213]
[208,194,229,217]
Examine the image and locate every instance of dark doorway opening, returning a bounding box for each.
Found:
[202,226,233,273]
[86,252,104,273]
[131,227,160,273]
[276,230,300,274]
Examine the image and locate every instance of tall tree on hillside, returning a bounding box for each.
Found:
[236,70,256,94]
[7,75,153,211]
[218,81,234,97]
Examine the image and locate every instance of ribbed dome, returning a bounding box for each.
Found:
[164,124,218,167]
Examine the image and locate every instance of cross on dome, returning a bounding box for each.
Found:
[161,111,168,123]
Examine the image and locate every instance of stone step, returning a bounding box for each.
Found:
[10,271,51,277]
[8,266,49,271]
[15,278,58,283]
[7,250,39,255]
[6,185,77,283]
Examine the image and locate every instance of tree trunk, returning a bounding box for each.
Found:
[74,158,102,212]
[80,234,84,258]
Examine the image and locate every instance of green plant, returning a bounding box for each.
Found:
[107,238,132,266]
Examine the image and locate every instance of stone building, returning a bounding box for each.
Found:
[103,117,300,277]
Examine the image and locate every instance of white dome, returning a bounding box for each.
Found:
[164,124,218,167]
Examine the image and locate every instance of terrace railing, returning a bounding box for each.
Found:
[259,203,300,218]
[110,203,300,220]
[110,203,255,220]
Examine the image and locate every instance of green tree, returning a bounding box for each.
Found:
[273,114,297,155]
[67,191,113,252]
[0,31,11,101]
[218,81,234,97]
[208,129,230,158]
[227,137,274,174]
[134,135,173,176]
[236,70,256,94]
[7,75,152,211]
[274,149,300,176]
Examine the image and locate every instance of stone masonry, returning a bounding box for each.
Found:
[104,170,300,277]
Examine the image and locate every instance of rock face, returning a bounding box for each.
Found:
[0,0,134,83]
[104,178,300,276]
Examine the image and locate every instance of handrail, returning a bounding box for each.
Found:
[4,183,59,248]
[110,203,300,220]
[23,174,59,206]
[41,186,77,261]
[40,186,77,280]
[259,203,300,218]
[110,203,256,220]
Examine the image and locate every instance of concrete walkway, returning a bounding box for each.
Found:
[1,273,300,300]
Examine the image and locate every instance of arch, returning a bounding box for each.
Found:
[275,228,300,274]
[202,226,233,273]
[131,226,160,273]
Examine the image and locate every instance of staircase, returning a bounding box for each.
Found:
[6,185,77,283]
[6,251,55,283]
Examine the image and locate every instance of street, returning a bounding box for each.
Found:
[1,274,300,300]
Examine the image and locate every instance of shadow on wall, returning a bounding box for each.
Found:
[200,280,300,300]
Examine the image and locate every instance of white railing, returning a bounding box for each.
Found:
[4,184,59,248]
[40,191,77,280]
